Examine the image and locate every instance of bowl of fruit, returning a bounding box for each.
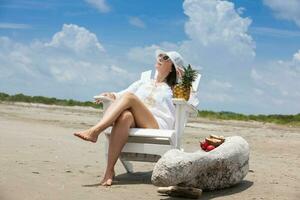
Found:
[200,134,225,152]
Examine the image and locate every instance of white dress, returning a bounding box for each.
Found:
[112,79,175,130]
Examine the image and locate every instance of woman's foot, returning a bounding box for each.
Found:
[73,128,98,143]
[100,170,115,186]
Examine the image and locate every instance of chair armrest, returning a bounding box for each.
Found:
[172,98,198,116]
[93,95,114,102]
[93,95,114,111]
[172,98,199,148]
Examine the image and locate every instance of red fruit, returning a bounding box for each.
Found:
[200,141,204,149]
[203,141,209,149]
[206,145,215,151]
[200,140,209,150]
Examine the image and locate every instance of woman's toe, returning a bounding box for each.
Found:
[74,134,89,142]
[101,181,109,186]
[106,179,112,186]
[100,177,113,186]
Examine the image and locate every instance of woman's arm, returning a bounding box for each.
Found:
[95,79,143,104]
[112,79,143,100]
[94,92,116,104]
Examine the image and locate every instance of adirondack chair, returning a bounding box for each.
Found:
[94,70,201,173]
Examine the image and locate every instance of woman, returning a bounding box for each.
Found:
[74,49,185,186]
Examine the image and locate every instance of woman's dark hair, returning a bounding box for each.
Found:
[165,64,177,89]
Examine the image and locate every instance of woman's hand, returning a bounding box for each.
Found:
[95,92,116,104]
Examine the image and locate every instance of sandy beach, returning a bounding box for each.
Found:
[0,102,299,200]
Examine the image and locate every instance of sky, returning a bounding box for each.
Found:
[0,0,300,114]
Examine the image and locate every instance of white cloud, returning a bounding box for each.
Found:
[45,24,105,54]
[129,17,146,28]
[127,0,256,112]
[85,0,110,13]
[250,26,300,38]
[127,44,160,66]
[129,0,255,70]
[181,0,255,64]
[201,93,234,103]
[200,79,234,104]
[210,79,232,90]
[110,65,131,77]
[293,50,300,62]
[0,23,31,29]
[250,69,262,81]
[237,7,246,15]
[253,88,264,96]
[250,49,300,114]
[183,0,253,46]
[0,24,137,100]
[263,0,300,26]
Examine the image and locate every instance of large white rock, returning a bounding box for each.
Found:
[151,136,249,190]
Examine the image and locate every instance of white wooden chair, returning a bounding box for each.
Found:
[94,70,201,173]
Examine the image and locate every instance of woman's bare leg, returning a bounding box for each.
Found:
[73,98,121,142]
[74,92,159,142]
[101,110,136,186]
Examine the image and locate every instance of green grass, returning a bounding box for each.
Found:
[198,110,300,126]
[1,92,299,126]
[0,92,102,109]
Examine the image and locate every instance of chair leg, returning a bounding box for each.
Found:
[120,159,134,173]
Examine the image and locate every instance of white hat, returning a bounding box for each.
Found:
[155,49,185,79]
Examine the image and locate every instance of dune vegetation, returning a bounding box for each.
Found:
[0,92,101,109]
[1,92,299,126]
[198,110,300,126]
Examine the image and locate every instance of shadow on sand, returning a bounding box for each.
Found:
[81,171,153,187]
[82,171,253,200]
[159,180,254,200]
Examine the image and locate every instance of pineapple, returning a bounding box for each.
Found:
[173,64,198,101]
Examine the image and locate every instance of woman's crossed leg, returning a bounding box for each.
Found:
[73,92,160,185]
[73,92,159,142]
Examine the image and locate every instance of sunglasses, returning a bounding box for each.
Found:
[158,54,170,62]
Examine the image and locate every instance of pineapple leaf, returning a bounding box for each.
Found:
[181,64,198,87]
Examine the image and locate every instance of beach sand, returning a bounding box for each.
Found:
[0,102,299,200]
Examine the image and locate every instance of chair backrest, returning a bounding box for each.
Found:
[192,73,201,92]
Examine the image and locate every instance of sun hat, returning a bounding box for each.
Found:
[155,49,185,79]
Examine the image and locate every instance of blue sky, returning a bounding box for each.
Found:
[1,0,300,114]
